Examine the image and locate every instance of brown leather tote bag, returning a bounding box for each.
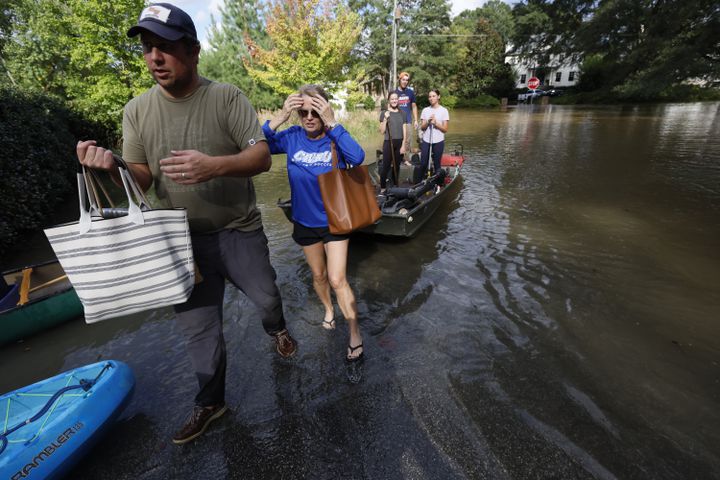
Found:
[317,142,381,234]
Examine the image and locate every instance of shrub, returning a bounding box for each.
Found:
[345,90,374,111]
[361,95,376,110]
[455,95,501,108]
[0,87,115,258]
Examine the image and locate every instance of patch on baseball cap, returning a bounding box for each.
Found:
[127,3,198,43]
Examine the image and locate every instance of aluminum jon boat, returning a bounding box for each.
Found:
[277,145,464,237]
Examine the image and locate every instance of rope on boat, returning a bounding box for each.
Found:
[0,362,113,455]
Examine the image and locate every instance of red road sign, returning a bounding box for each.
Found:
[528,77,540,90]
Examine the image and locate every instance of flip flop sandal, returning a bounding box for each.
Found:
[346,343,364,363]
[322,318,336,330]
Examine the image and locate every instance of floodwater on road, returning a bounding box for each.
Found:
[1,102,719,479]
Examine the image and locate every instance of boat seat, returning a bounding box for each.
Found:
[397,163,417,186]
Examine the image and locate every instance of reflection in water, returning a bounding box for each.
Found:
[1,103,719,478]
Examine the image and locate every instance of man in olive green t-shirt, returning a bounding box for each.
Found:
[76,3,297,445]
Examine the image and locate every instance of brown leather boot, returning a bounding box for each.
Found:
[274,329,298,358]
[172,403,227,445]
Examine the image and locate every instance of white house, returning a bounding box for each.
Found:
[505,50,582,90]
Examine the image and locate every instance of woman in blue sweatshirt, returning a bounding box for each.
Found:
[263,85,365,364]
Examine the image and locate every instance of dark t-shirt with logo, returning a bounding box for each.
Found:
[394,86,416,124]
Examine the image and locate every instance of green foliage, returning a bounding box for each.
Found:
[0,87,115,257]
[347,0,514,102]
[454,18,507,100]
[440,93,457,109]
[3,0,151,132]
[244,0,362,96]
[361,94,376,110]
[199,0,281,110]
[455,94,501,108]
[346,0,394,90]
[0,0,17,55]
[346,90,376,111]
[577,53,606,92]
[400,0,454,97]
[415,88,455,109]
[511,0,720,102]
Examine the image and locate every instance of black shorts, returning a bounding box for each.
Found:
[292,221,349,246]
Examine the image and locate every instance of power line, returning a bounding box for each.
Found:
[404,34,488,37]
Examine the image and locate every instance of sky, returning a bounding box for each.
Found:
[169,0,497,48]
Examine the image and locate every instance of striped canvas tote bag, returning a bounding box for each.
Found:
[44,159,194,323]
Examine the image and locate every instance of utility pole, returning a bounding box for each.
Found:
[390,0,398,92]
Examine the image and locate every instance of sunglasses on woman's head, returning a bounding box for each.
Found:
[298,109,320,119]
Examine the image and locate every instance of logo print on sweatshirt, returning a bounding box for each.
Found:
[292,150,332,168]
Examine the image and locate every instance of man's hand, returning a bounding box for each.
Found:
[77,140,115,170]
[159,150,218,184]
[76,140,152,190]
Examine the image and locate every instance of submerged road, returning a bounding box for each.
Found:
[1,103,719,479]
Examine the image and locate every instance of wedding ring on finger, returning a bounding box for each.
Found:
[181,172,186,179]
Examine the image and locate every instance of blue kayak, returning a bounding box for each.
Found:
[0,360,134,479]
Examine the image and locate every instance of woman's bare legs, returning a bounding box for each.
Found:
[302,242,335,329]
[324,240,363,359]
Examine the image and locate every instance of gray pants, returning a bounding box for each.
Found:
[174,228,286,407]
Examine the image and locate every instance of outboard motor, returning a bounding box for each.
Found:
[385,169,447,201]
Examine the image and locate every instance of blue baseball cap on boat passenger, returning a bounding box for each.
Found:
[127,3,198,43]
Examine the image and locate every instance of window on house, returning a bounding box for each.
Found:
[520,74,526,84]
[569,71,576,81]
[555,72,562,82]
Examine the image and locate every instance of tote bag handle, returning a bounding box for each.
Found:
[78,156,150,234]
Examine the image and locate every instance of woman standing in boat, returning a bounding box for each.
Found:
[263,85,365,365]
[419,89,449,179]
[379,92,406,192]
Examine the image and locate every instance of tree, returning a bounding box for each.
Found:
[244,0,362,96]
[3,0,150,131]
[400,0,454,99]
[576,0,720,98]
[455,19,508,99]
[200,0,280,109]
[0,0,19,85]
[346,0,395,94]
[454,0,515,45]
[450,0,516,99]
[510,0,720,100]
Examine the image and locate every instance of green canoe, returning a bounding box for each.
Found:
[0,260,83,345]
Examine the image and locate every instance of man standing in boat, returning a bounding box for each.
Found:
[395,71,419,159]
[75,3,298,445]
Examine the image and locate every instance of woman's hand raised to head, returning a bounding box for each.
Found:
[281,93,303,121]
[311,94,336,129]
[269,94,303,131]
